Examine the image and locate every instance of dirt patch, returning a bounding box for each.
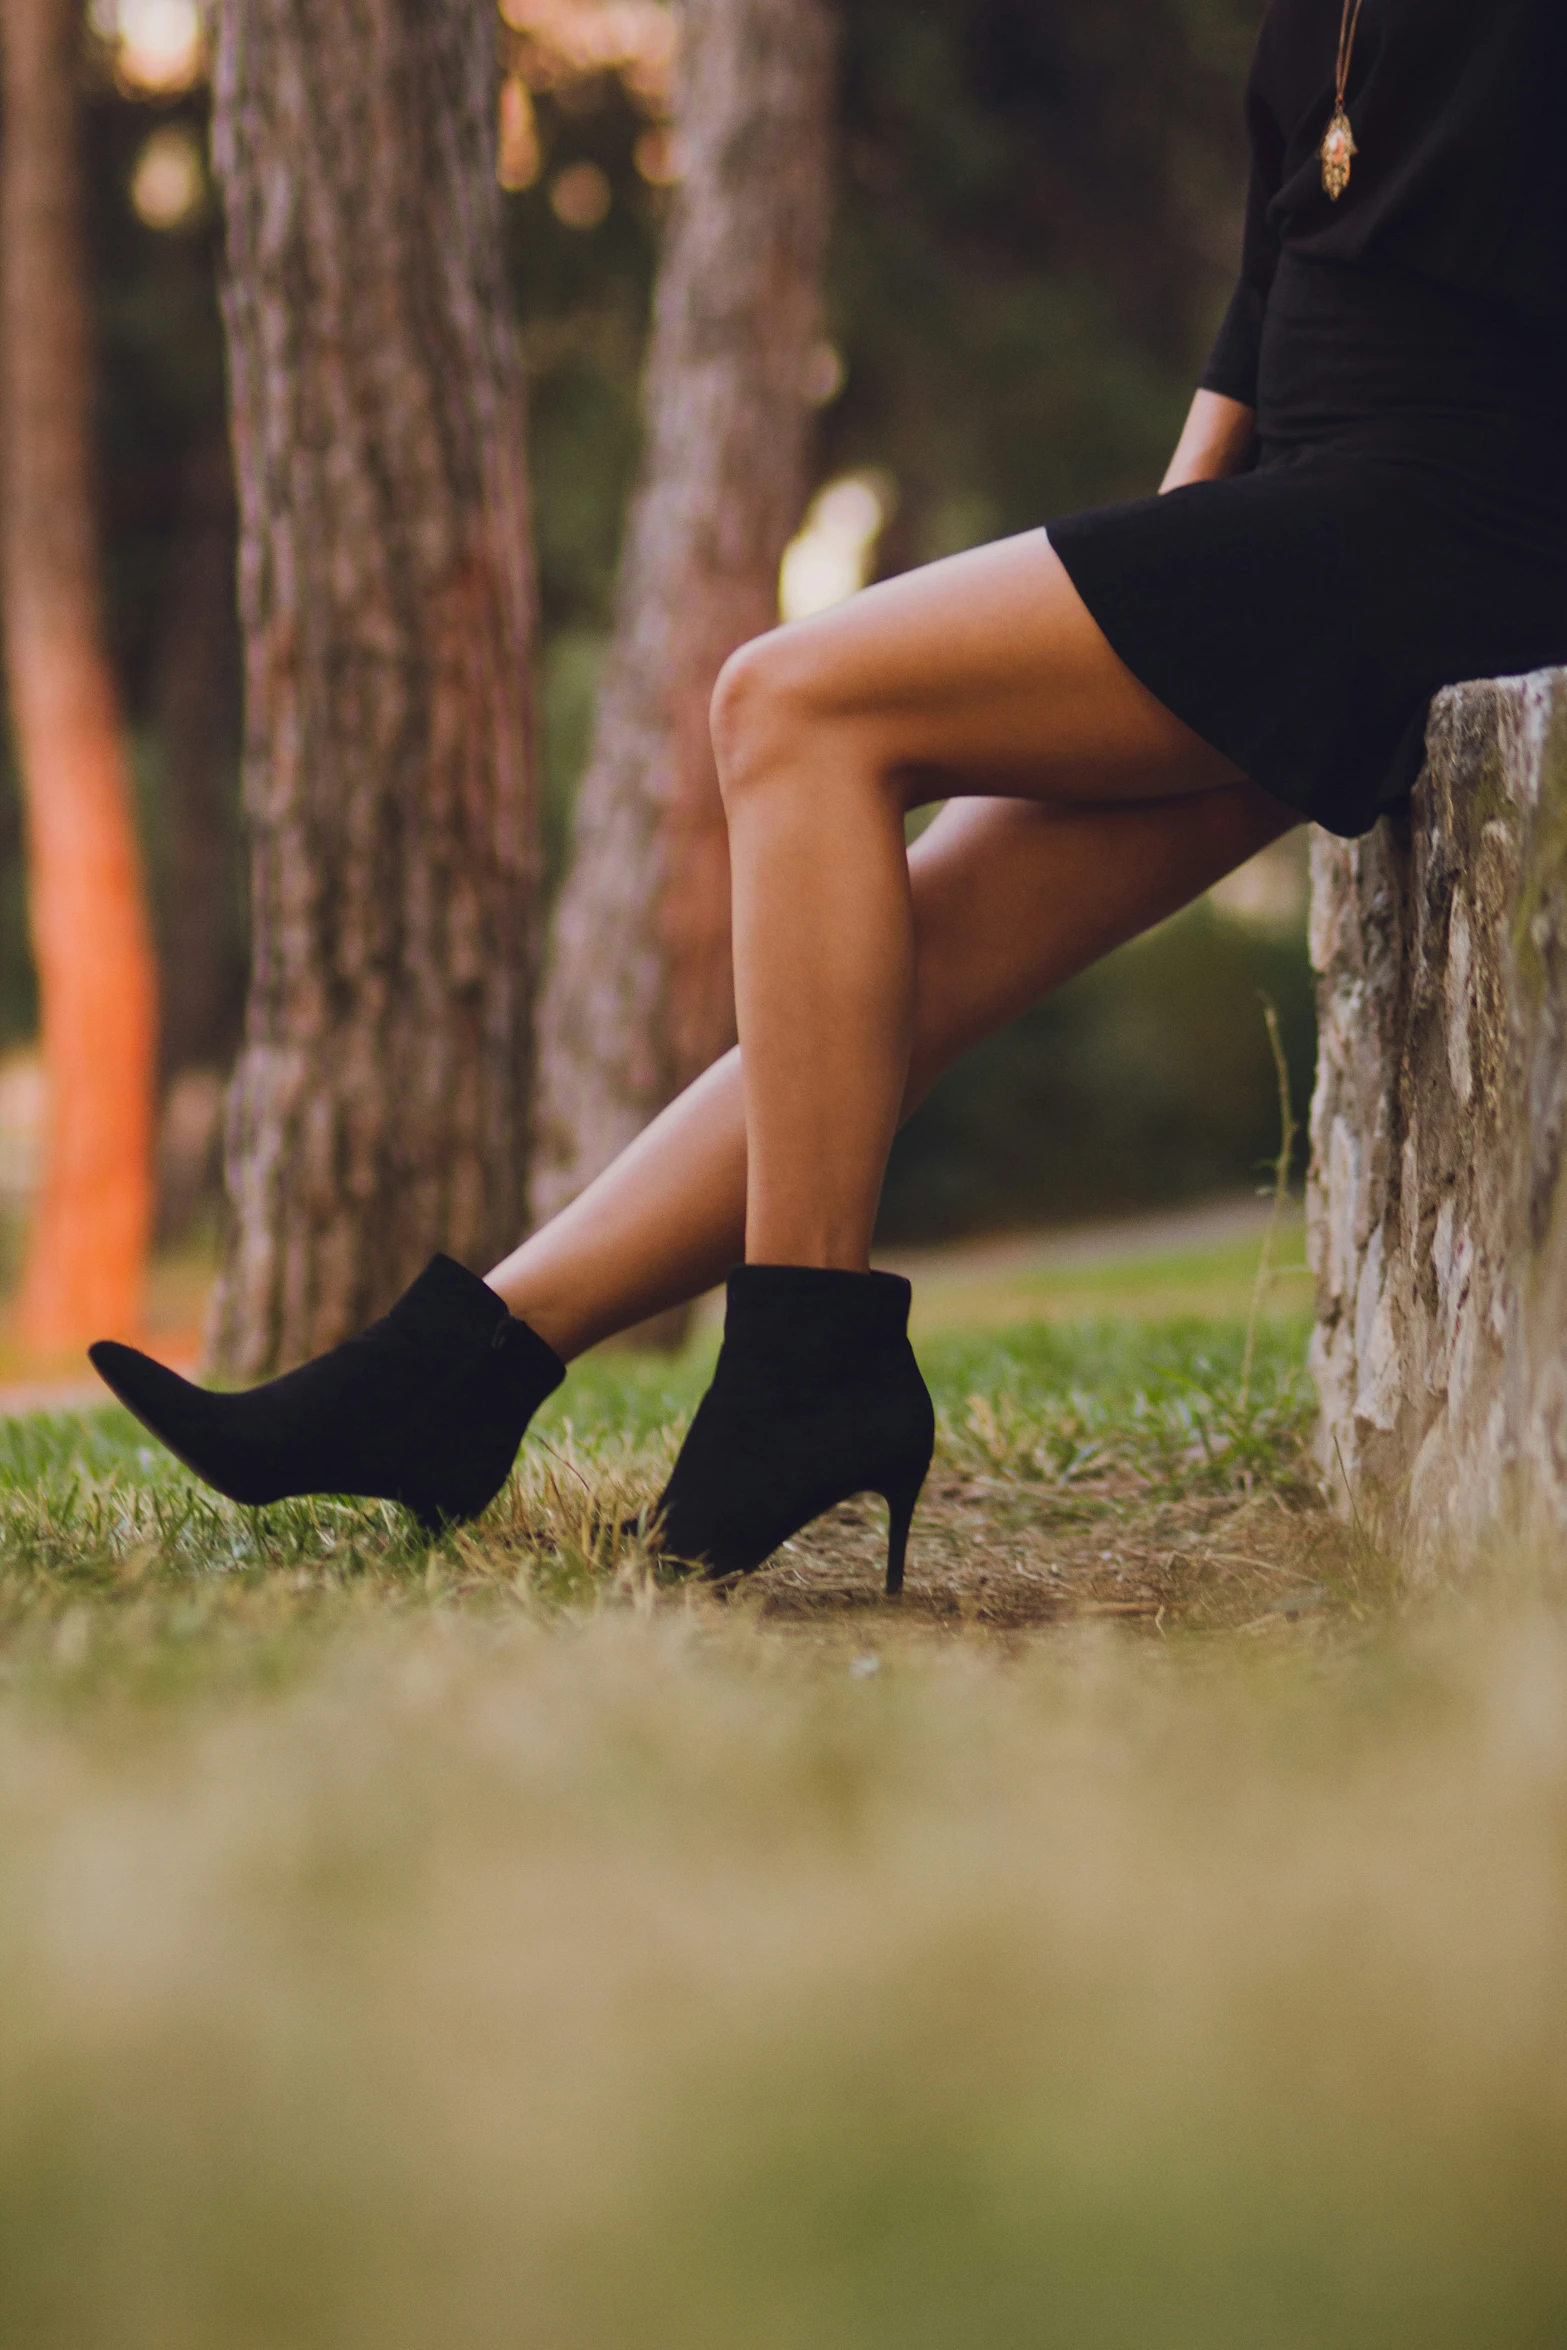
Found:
[719,1471,1357,1640]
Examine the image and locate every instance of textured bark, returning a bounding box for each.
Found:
[1308,666,1567,1570]
[208,0,541,1377]
[155,432,243,1084]
[0,0,159,1351]
[532,0,836,1243]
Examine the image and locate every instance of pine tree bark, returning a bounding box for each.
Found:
[155,431,243,1085]
[0,0,159,1352]
[207,0,541,1377]
[531,0,836,1279]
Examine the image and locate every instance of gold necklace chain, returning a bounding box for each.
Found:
[1321,0,1366,200]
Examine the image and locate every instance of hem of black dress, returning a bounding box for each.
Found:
[1047,520,1397,842]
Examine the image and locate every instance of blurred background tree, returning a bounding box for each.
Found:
[0,0,1300,1325]
[0,0,159,1352]
[205,0,542,1375]
[532,0,837,1351]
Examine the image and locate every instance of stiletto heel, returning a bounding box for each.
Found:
[653,1264,934,1585]
[882,1472,923,1597]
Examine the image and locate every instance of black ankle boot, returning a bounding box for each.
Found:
[652,1265,934,1591]
[89,1255,565,1532]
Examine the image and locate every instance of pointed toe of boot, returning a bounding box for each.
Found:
[88,1342,285,1506]
[87,1338,140,1397]
[89,1260,568,1528]
[89,1338,202,1436]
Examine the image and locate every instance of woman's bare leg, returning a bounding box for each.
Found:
[712,528,1283,1269]
[487,783,1295,1357]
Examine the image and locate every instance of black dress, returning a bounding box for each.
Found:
[1048,0,1567,840]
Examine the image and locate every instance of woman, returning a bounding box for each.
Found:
[93,0,1567,1588]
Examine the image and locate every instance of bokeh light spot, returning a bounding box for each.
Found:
[549,161,612,230]
[99,0,207,96]
[802,341,846,407]
[498,76,542,190]
[129,123,206,231]
[779,472,897,623]
[633,125,683,186]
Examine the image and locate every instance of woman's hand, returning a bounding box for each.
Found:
[1160,389,1256,492]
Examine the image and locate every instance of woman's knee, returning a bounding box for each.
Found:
[711,618,906,824]
[710,630,815,806]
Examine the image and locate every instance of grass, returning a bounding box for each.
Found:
[890,1212,1314,1334]
[0,1268,1564,2344]
[0,1307,1326,1651]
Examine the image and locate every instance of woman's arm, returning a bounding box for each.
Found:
[1160,389,1256,492]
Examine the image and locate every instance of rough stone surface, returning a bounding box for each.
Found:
[1308,666,1567,1569]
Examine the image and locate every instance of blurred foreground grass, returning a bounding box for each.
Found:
[1,1282,1564,2345]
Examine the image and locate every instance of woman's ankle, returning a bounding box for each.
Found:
[481,1270,583,1362]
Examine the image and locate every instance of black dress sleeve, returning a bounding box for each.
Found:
[1200,83,1286,408]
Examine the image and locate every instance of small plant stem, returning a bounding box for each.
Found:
[1332,1430,1365,1548]
[1240,998,1298,1414]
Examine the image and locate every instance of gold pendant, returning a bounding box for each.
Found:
[1321,106,1356,201]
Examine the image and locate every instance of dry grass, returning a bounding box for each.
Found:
[0,1309,1337,1647]
[1,1299,1563,2344]
[2,1603,1565,2346]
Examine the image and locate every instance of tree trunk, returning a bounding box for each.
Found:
[207,0,542,1378]
[0,0,159,1353]
[1308,666,1567,1574]
[155,430,244,1086]
[531,0,836,1319]
[151,434,245,1248]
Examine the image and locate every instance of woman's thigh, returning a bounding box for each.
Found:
[742,528,1270,810]
[903,786,1299,1089]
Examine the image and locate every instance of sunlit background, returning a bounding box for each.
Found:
[0,0,1301,1306]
